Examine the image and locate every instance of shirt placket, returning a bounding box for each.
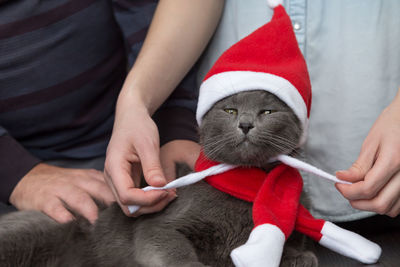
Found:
[286,0,307,55]
[285,0,313,213]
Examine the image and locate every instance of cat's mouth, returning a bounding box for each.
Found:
[236,136,257,147]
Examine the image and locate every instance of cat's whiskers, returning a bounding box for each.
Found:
[261,136,298,151]
[252,134,299,156]
[256,135,296,151]
[258,129,300,147]
[201,133,237,161]
[202,133,235,151]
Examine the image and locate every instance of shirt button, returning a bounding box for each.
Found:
[293,21,301,31]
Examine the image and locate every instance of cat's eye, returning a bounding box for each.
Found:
[224,108,238,115]
[260,110,276,115]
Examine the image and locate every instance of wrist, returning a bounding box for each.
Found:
[117,85,151,117]
[118,71,163,116]
[9,163,44,205]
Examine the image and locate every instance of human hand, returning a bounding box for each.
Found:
[160,140,201,181]
[336,89,400,217]
[104,98,177,217]
[9,163,115,224]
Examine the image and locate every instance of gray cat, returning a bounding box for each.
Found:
[0,90,317,267]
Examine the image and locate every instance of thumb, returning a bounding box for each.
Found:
[336,165,364,183]
[336,146,376,183]
[137,143,167,187]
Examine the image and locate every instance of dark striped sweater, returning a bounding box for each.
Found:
[0,0,199,203]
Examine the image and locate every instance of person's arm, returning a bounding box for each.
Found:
[104,0,224,216]
[336,87,400,217]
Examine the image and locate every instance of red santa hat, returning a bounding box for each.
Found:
[196,1,311,144]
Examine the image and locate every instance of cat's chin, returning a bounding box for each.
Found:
[235,135,259,147]
[236,138,253,148]
[203,135,293,167]
[224,149,278,168]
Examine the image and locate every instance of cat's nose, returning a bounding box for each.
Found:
[239,122,254,134]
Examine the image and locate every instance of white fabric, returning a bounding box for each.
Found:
[267,0,283,8]
[319,222,382,264]
[274,155,352,184]
[128,163,236,214]
[231,224,285,267]
[196,71,308,138]
[128,155,349,213]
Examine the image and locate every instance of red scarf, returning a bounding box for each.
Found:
[195,151,324,241]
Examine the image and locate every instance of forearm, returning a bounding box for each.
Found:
[118,0,224,115]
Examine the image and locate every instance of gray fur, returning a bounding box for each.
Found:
[200,91,302,167]
[0,90,316,267]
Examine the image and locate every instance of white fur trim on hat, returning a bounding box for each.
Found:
[267,0,283,8]
[197,71,308,140]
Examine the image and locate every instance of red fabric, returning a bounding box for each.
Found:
[202,5,311,116]
[196,152,302,239]
[195,151,327,241]
[252,164,303,239]
[295,205,325,241]
[195,151,269,202]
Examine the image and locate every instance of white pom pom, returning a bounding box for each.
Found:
[267,0,283,8]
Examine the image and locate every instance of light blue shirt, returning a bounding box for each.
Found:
[198,0,400,221]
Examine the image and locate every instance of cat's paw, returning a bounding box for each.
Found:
[280,248,318,267]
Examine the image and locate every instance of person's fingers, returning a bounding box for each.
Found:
[42,198,75,224]
[118,190,170,217]
[349,171,400,216]
[103,170,130,214]
[337,148,398,201]
[336,141,378,183]
[131,191,177,217]
[135,136,166,187]
[179,141,201,169]
[387,198,400,218]
[131,162,143,188]
[75,170,115,206]
[104,157,169,207]
[59,187,99,224]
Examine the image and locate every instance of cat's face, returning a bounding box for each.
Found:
[199,90,302,167]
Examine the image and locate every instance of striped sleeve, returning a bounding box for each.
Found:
[0,0,126,203]
[0,129,41,203]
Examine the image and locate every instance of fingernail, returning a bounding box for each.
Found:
[154,176,166,185]
[168,193,178,201]
[170,188,177,194]
[336,170,346,176]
